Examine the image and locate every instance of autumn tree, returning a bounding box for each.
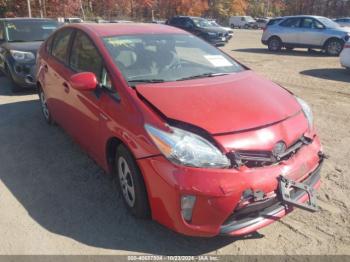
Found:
[1,0,350,20]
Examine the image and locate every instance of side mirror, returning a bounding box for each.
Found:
[69,72,97,91]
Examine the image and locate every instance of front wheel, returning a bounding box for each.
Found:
[268,37,282,52]
[325,39,343,56]
[116,144,150,219]
[5,66,21,93]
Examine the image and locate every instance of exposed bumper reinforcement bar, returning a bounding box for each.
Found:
[220,160,323,235]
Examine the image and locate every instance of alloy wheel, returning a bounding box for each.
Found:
[40,90,50,120]
[118,156,136,207]
[269,38,281,51]
[327,41,342,56]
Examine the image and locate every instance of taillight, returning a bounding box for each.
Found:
[344,43,350,49]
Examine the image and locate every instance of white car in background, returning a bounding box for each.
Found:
[229,16,256,29]
[340,41,350,70]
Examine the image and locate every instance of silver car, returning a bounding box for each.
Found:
[334,18,350,28]
[262,15,350,55]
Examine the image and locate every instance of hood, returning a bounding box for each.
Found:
[217,27,233,32]
[3,41,43,54]
[329,26,350,33]
[136,71,301,134]
[223,27,233,32]
[200,26,227,34]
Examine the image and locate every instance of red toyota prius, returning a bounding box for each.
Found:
[36,23,324,237]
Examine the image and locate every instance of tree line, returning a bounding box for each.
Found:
[1,0,350,23]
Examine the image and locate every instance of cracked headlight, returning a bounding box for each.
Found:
[296,97,313,129]
[10,50,35,62]
[145,124,230,168]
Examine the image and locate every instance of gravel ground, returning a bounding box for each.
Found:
[0,29,349,255]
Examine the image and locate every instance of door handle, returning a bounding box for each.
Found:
[63,82,70,93]
[99,113,108,121]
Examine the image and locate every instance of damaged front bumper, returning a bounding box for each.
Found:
[220,158,323,236]
[137,134,323,237]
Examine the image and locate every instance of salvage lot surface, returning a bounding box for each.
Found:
[0,29,349,255]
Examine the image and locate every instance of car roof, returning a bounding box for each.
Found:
[279,15,327,19]
[67,23,188,37]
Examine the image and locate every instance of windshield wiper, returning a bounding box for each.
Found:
[176,72,228,81]
[8,40,26,42]
[128,79,165,84]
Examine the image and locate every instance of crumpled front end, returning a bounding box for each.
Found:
[137,111,323,237]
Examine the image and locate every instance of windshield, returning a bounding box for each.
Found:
[103,34,244,85]
[246,16,256,22]
[192,18,213,28]
[317,17,340,28]
[209,21,220,27]
[5,20,59,42]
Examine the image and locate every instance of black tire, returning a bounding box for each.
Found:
[325,39,343,56]
[244,24,249,29]
[230,24,235,29]
[116,144,150,219]
[5,66,21,93]
[268,36,282,52]
[38,86,54,125]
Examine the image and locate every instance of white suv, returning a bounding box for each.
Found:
[262,15,350,56]
[340,41,350,69]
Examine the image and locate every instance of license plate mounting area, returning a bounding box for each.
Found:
[278,175,318,212]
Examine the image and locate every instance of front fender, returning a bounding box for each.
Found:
[36,62,46,88]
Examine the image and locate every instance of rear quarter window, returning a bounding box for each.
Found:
[51,29,73,64]
[267,18,282,26]
[45,35,53,54]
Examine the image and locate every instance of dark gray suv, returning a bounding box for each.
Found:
[0,18,59,92]
[167,16,228,46]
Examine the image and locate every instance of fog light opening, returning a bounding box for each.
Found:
[181,195,196,222]
[25,75,34,84]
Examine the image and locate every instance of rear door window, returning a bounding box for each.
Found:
[51,29,73,64]
[170,18,182,26]
[69,31,103,81]
[0,22,5,41]
[301,18,313,28]
[280,18,301,28]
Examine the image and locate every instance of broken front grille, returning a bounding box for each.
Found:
[230,136,312,168]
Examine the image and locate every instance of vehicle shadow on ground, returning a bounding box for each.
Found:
[300,68,350,83]
[0,99,264,255]
[233,48,326,57]
[0,76,36,96]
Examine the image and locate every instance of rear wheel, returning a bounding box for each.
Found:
[38,87,54,125]
[325,39,343,56]
[268,37,282,52]
[116,144,150,219]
